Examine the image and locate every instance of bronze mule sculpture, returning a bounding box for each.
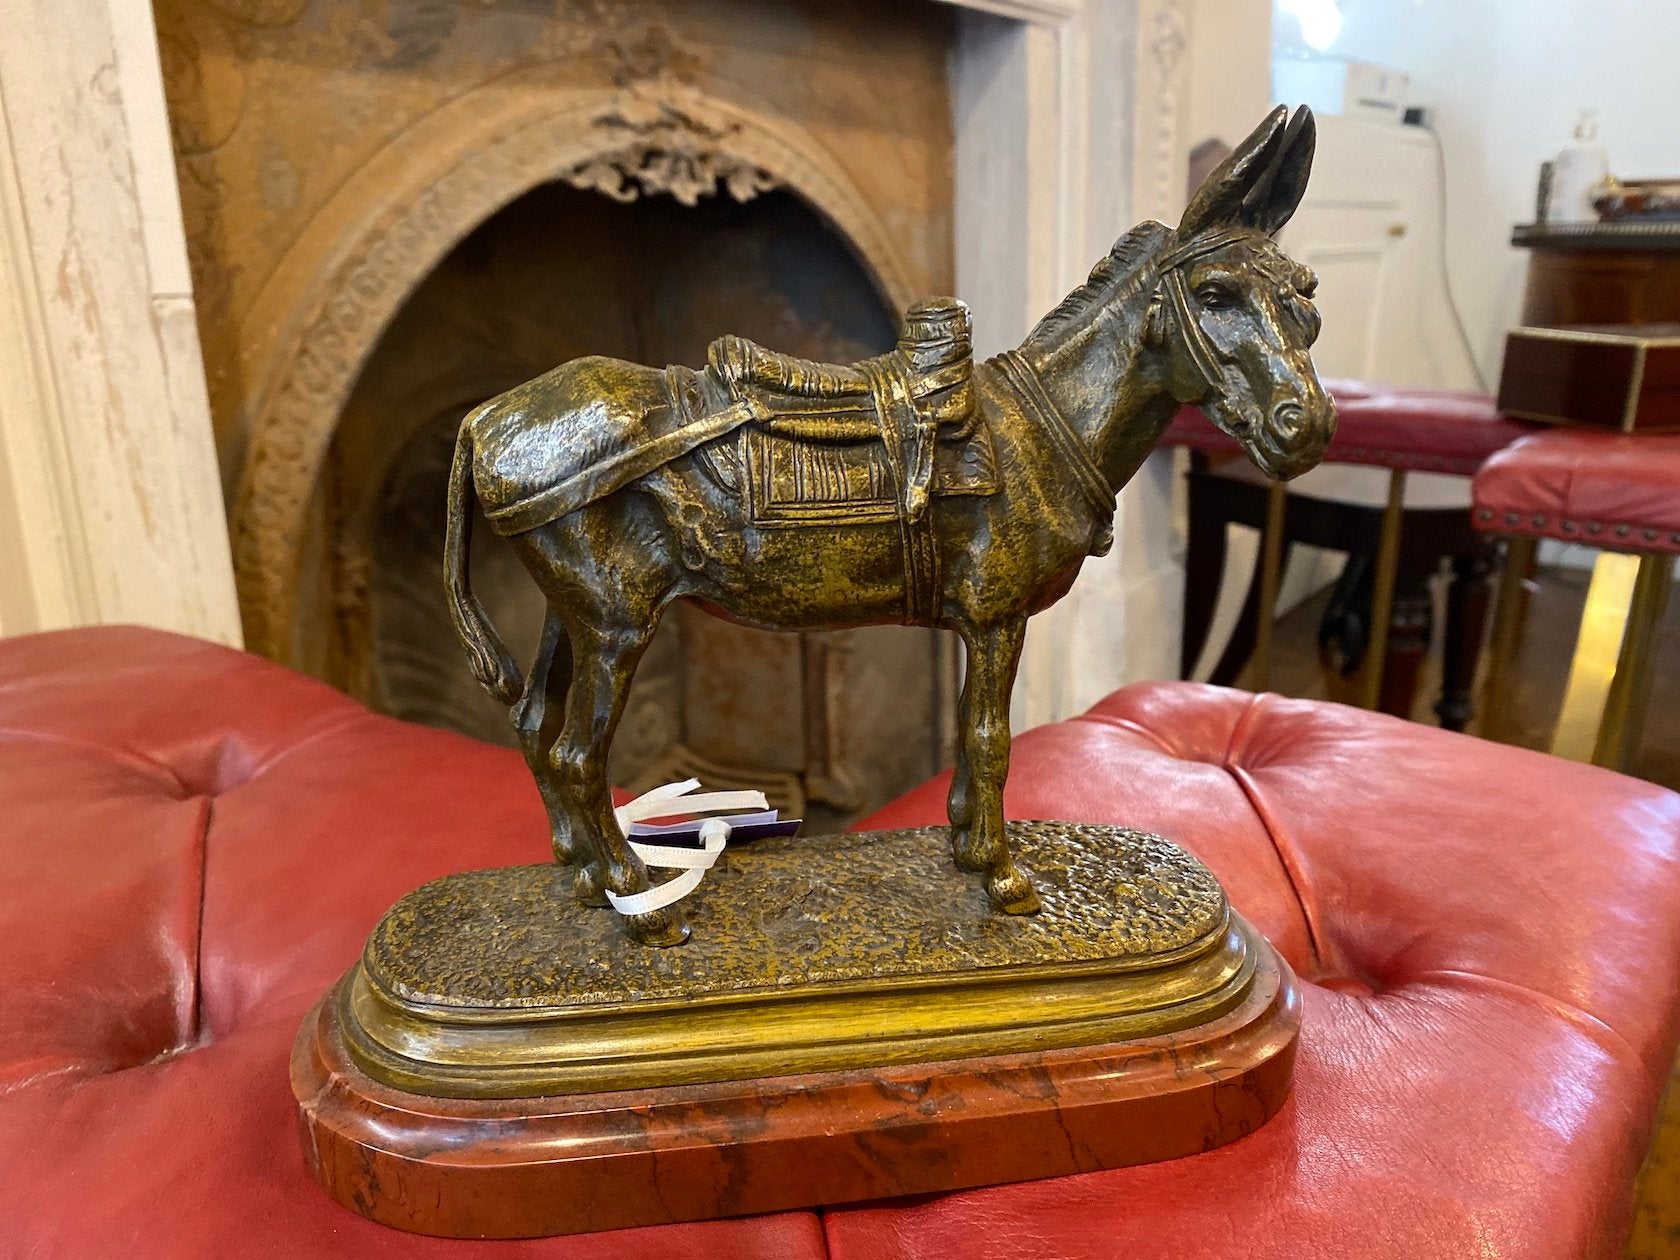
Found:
[446,106,1334,945]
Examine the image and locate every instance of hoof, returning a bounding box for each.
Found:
[571,863,610,908]
[627,907,691,948]
[550,834,578,866]
[986,868,1043,916]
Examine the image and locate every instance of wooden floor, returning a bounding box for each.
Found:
[1248,562,1680,1257]
[1248,562,1680,790]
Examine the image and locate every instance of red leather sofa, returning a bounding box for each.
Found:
[4,626,1679,1258]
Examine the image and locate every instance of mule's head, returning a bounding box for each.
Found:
[1147,105,1334,480]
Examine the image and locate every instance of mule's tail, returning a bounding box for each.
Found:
[446,415,523,705]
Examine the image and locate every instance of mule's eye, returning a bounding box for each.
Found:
[1197,283,1235,310]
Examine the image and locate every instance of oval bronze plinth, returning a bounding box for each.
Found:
[339,821,1261,1098]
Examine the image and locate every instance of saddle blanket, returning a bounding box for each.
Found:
[669,367,999,527]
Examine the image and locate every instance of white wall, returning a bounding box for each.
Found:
[0,0,240,644]
[1330,0,1680,385]
[949,0,1209,726]
[1188,0,1272,160]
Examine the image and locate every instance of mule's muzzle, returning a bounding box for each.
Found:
[1250,399,1334,481]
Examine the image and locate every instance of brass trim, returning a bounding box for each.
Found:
[1252,480,1287,691]
[1624,342,1649,434]
[1501,326,1680,432]
[1360,469,1406,709]
[1593,552,1674,770]
[1506,325,1680,349]
[1552,551,1642,763]
[340,913,1257,1098]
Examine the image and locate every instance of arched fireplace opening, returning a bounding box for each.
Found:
[322,180,955,827]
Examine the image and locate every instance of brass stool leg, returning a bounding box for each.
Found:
[1251,479,1288,692]
[1593,553,1673,772]
[1359,469,1407,710]
[1480,535,1537,740]
[1552,551,1643,765]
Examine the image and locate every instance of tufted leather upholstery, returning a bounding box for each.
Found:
[0,627,818,1259]
[1165,382,1536,475]
[1473,429,1680,554]
[4,626,1679,1257]
[842,685,1680,1259]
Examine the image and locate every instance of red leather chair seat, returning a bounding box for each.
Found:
[4,627,1679,1258]
[1474,429,1680,553]
[1165,383,1535,474]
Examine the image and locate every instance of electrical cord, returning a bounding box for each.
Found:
[1422,121,1491,392]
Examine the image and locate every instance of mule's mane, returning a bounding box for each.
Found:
[1024,220,1175,348]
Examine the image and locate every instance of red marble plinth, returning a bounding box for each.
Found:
[292,947,1300,1239]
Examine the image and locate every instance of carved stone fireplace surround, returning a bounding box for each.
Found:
[0,0,1198,733]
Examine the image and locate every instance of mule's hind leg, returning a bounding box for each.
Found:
[551,615,689,947]
[512,607,579,866]
[952,618,1041,915]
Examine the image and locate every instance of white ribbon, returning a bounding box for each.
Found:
[605,778,767,916]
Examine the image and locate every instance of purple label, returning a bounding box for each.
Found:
[629,812,802,845]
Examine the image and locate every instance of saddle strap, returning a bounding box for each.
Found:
[863,358,940,624]
[485,394,763,537]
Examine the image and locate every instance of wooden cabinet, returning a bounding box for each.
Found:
[1514,224,1680,326]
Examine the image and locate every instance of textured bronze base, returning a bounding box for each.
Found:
[292,822,1300,1236]
[343,822,1243,1096]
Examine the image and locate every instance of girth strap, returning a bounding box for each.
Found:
[863,357,940,623]
[1152,226,1252,401]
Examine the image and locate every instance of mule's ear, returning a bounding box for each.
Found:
[1177,105,1290,238]
[1243,105,1315,234]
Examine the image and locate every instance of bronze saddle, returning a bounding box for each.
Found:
[677,298,998,528]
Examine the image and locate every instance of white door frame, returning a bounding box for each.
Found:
[940,0,1196,728]
[0,0,240,644]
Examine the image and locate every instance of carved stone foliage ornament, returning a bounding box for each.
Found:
[561,78,779,205]
[293,108,1332,1237]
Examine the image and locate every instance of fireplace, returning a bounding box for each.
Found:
[346,181,955,819]
[158,0,958,824]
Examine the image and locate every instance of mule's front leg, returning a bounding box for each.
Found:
[945,637,975,856]
[952,619,1040,915]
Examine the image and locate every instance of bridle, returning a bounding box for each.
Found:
[1150,226,1255,401]
[994,225,1262,555]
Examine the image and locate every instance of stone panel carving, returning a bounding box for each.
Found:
[1131,0,1194,222]
[561,78,779,206]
